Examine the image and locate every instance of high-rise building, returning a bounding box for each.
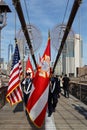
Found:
[8,43,13,62]
[74,34,83,76]
[62,34,83,77]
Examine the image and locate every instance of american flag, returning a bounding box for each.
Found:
[6,44,23,106]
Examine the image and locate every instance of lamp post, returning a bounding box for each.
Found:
[0,0,11,69]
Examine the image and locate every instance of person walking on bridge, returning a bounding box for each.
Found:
[48,74,61,117]
[62,74,70,98]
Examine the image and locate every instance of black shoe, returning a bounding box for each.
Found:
[53,108,55,112]
[64,94,66,97]
[48,112,52,117]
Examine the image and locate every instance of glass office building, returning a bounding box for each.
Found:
[62,34,83,77]
[8,44,13,62]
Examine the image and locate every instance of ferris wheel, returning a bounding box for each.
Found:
[50,24,75,74]
[51,24,74,51]
[16,24,42,57]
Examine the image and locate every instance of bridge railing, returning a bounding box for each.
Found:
[69,81,87,104]
[0,86,8,109]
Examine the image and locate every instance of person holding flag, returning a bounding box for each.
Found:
[6,43,23,106]
[21,72,32,106]
[26,56,34,79]
[26,31,51,128]
[21,56,34,106]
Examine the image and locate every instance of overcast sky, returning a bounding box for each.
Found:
[1,0,87,65]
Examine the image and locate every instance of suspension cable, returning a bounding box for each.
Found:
[62,0,70,24]
[14,10,17,44]
[58,0,70,40]
[23,0,31,25]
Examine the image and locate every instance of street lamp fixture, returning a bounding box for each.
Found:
[0,0,11,69]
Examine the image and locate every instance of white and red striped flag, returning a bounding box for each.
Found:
[26,32,51,128]
[6,43,23,106]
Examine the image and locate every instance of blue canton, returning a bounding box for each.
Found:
[11,44,20,70]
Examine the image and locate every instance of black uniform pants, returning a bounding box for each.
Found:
[48,92,58,114]
[23,92,29,106]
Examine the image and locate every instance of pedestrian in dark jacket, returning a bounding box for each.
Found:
[62,74,70,98]
[48,75,61,117]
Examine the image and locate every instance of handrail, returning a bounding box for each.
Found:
[70,81,87,86]
[69,81,87,104]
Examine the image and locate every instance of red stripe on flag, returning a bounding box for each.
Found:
[34,103,48,127]
[14,89,19,101]
[9,73,19,86]
[7,81,19,95]
[17,86,23,98]
[26,74,49,111]
[10,93,15,104]
[26,57,34,78]
[10,65,19,78]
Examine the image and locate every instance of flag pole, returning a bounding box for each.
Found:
[48,29,50,38]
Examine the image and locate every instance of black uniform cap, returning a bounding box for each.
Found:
[26,72,31,76]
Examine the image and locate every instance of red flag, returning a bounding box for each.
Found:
[26,57,34,78]
[6,44,23,106]
[26,32,51,128]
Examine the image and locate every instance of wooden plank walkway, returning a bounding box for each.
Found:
[53,94,87,130]
[0,94,87,130]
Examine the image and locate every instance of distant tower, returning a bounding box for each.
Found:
[8,43,13,62]
[62,34,83,77]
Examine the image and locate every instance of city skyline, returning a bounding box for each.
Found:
[1,0,87,66]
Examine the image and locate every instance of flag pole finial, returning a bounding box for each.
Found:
[48,29,50,38]
[14,37,17,44]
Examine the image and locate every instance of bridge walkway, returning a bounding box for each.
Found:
[0,93,87,130]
